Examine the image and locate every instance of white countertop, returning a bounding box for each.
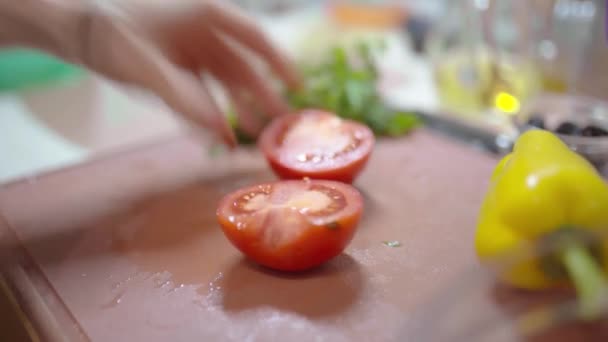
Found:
[0,75,184,183]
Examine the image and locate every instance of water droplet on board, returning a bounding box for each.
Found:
[151,272,173,288]
[166,283,187,294]
[112,280,124,290]
[382,240,402,248]
[152,279,171,290]
[211,272,224,283]
[111,274,135,290]
[200,272,225,296]
[101,292,125,309]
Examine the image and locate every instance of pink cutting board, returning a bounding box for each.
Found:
[1,130,606,341]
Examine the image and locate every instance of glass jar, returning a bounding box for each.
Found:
[427,0,542,117]
[427,0,598,118]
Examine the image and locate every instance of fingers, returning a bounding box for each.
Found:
[143,50,237,147]
[206,1,301,90]
[201,28,290,118]
[174,74,238,148]
[168,73,237,147]
[83,15,236,147]
[227,85,265,138]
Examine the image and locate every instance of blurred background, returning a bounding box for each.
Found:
[1,0,607,183]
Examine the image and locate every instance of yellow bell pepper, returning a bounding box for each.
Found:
[475,129,608,319]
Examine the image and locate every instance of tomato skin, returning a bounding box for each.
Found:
[218,210,361,271]
[258,110,375,184]
[216,180,364,272]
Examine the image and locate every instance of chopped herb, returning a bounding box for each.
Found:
[382,240,402,248]
[227,109,257,145]
[234,128,257,145]
[326,222,341,231]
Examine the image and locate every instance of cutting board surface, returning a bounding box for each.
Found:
[3,130,600,341]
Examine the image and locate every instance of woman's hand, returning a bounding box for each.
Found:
[79,1,300,146]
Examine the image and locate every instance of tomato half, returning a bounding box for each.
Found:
[258,110,375,183]
[216,179,363,271]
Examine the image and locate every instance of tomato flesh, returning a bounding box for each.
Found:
[259,110,375,183]
[217,179,363,271]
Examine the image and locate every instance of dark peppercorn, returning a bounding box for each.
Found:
[581,125,608,137]
[527,116,545,129]
[555,122,580,135]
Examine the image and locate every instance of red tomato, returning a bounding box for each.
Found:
[258,109,375,183]
[216,179,364,271]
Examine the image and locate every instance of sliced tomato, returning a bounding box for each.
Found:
[216,179,363,271]
[258,109,375,183]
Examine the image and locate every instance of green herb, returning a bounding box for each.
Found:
[382,240,402,248]
[234,128,256,145]
[286,39,421,137]
[226,108,257,146]
[227,39,421,146]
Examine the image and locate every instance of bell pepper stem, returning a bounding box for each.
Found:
[560,242,608,321]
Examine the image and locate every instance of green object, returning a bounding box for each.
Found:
[561,242,608,320]
[0,49,83,92]
[286,40,421,137]
[228,39,421,145]
[226,109,258,145]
